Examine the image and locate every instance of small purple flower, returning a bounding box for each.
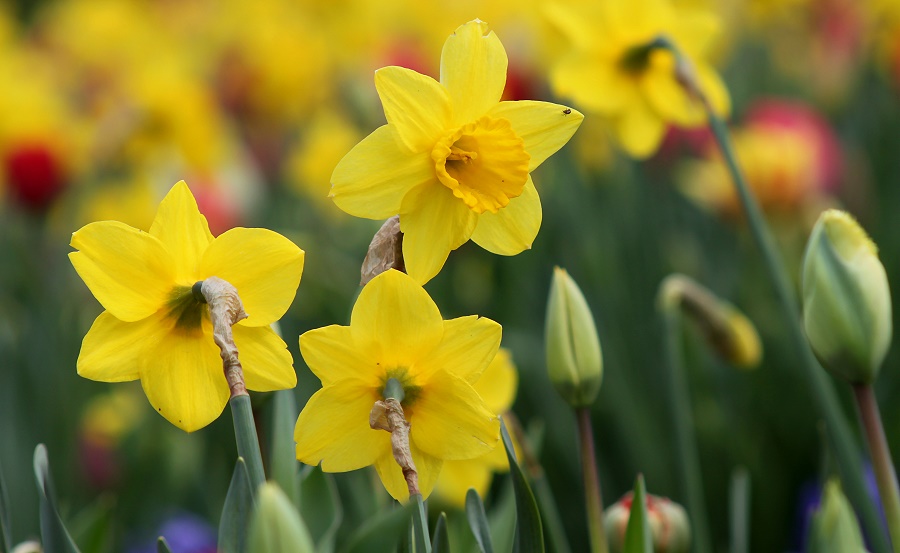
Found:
[127,512,217,553]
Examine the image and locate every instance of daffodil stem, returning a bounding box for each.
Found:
[700,109,891,552]
[412,494,432,553]
[853,384,900,548]
[230,395,265,493]
[661,307,713,553]
[576,407,608,553]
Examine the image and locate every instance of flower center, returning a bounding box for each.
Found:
[431,115,530,214]
[165,284,207,332]
[381,368,422,408]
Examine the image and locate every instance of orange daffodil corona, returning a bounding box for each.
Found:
[294,269,502,501]
[69,181,305,432]
[548,0,730,158]
[330,19,584,284]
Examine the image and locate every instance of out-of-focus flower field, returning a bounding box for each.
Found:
[1,0,900,551]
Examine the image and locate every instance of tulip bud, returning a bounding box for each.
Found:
[802,210,892,384]
[605,491,691,553]
[248,483,315,553]
[807,479,867,553]
[545,267,603,407]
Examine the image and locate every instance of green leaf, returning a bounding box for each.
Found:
[219,457,255,553]
[729,468,750,553]
[501,419,544,553]
[0,459,11,552]
[339,502,416,553]
[298,466,343,553]
[465,489,494,553]
[157,537,173,553]
[230,395,266,492]
[412,494,431,553]
[270,390,300,506]
[248,483,316,553]
[623,475,652,553]
[33,444,81,553]
[432,513,450,553]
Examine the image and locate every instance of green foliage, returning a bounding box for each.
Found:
[432,513,450,553]
[622,476,651,553]
[298,466,343,553]
[466,489,495,553]
[219,458,255,553]
[33,445,80,553]
[501,419,544,553]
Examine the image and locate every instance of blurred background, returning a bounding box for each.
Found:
[0,0,899,551]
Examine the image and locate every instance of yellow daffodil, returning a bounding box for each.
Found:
[330,19,583,284]
[70,181,304,432]
[433,347,518,507]
[294,269,501,500]
[548,0,730,158]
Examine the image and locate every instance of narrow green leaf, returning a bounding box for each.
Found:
[157,536,173,553]
[501,419,544,553]
[412,494,432,553]
[432,513,450,553]
[623,475,652,553]
[465,489,494,553]
[219,457,255,553]
[339,503,416,553]
[230,395,266,492]
[0,459,11,552]
[33,444,81,553]
[298,465,343,553]
[270,390,299,506]
[729,468,750,553]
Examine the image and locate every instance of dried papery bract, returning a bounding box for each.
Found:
[369,398,419,497]
[197,276,249,397]
[361,216,404,286]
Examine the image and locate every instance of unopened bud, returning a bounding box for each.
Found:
[248,483,315,553]
[807,479,866,553]
[802,210,892,384]
[659,274,762,369]
[545,267,602,407]
[605,492,691,553]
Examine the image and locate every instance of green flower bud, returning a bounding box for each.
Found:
[802,209,892,384]
[605,491,691,553]
[248,483,315,553]
[545,267,603,407]
[807,480,867,553]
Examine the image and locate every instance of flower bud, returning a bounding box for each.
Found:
[605,491,691,553]
[545,267,603,407]
[807,479,866,553]
[248,483,315,553]
[802,210,892,384]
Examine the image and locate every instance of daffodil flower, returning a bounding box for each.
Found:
[330,19,583,284]
[548,0,730,158]
[432,348,518,507]
[294,269,501,501]
[69,181,304,432]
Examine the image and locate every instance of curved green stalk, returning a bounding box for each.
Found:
[576,408,609,553]
[231,395,266,493]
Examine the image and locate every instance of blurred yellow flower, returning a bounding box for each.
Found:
[548,0,730,158]
[432,347,518,507]
[294,269,501,501]
[330,19,583,284]
[70,181,304,432]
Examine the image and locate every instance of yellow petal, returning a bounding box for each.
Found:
[330,125,436,219]
[399,184,477,284]
[614,97,667,158]
[440,20,507,127]
[697,63,731,119]
[673,10,721,59]
[417,315,501,384]
[489,101,584,171]
[299,325,380,387]
[375,66,451,152]
[233,324,297,391]
[199,228,304,327]
[140,328,229,432]
[374,442,443,501]
[70,221,175,322]
[475,348,518,414]
[470,176,541,255]
[550,54,634,115]
[77,311,162,382]
[410,369,499,461]
[350,269,444,367]
[433,458,494,508]
[294,382,387,472]
[149,181,214,283]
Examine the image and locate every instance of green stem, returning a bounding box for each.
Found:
[230,395,265,493]
[661,308,713,553]
[412,494,431,553]
[576,407,608,553]
[729,468,750,553]
[853,384,900,548]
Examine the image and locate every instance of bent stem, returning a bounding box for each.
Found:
[576,407,608,553]
[660,306,713,553]
[853,384,900,547]
[199,277,265,493]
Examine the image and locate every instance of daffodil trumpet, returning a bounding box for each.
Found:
[658,41,891,552]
